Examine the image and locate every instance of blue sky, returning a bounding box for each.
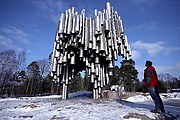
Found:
[0,0,180,80]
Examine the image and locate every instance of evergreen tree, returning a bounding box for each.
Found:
[26,61,40,96]
[110,66,120,85]
[83,71,89,91]
[69,73,83,92]
[119,59,139,92]
[41,74,52,95]
[158,81,167,93]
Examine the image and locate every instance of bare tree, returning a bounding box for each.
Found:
[37,59,50,78]
[0,50,18,97]
[26,61,40,96]
[17,50,26,71]
[10,50,26,96]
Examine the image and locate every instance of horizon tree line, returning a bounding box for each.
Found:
[0,49,179,98]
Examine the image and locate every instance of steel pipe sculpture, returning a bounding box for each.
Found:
[50,2,131,99]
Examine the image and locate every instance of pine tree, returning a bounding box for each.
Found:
[83,71,89,91]
[26,61,40,96]
[119,59,139,92]
[69,73,83,92]
[110,66,120,85]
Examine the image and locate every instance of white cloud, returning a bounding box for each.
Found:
[131,40,180,57]
[164,46,180,55]
[0,34,15,49]
[175,62,180,70]
[137,21,157,30]
[32,0,69,23]
[131,50,141,60]
[0,34,27,53]
[136,61,180,80]
[130,0,157,7]
[130,0,158,13]
[128,21,157,32]
[156,62,180,77]
[0,25,30,44]
[0,26,28,37]
[0,25,31,52]
[75,1,94,18]
[156,66,174,73]
[131,0,150,5]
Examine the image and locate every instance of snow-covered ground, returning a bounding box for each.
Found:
[0,92,179,120]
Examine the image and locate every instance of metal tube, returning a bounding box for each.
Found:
[59,13,65,34]
[89,18,93,42]
[98,11,102,34]
[100,34,105,52]
[128,44,132,56]
[79,47,83,58]
[70,54,75,65]
[65,66,69,84]
[105,65,109,84]
[62,51,67,63]
[64,10,68,34]
[95,64,99,76]
[106,2,111,20]
[52,59,57,72]
[119,17,124,34]
[67,10,72,34]
[62,83,67,99]
[92,20,96,50]
[75,13,80,33]
[71,14,76,34]
[84,17,89,51]
[91,74,94,83]
[91,62,95,73]
[81,9,85,46]
[104,20,110,32]
[62,66,66,83]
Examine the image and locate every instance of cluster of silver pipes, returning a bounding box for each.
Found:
[50,2,131,99]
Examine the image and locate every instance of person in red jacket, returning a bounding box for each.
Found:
[144,60,165,113]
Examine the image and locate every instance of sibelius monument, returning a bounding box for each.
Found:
[50,2,131,99]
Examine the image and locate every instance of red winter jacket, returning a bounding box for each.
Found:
[144,66,159,87]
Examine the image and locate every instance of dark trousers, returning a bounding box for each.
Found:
[148,87,165,112]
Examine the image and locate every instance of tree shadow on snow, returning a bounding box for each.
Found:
[116,99,180,119]
[116,99,154,111]
[68,91,93,99]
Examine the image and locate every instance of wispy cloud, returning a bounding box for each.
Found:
[75,1,94,17]
[156,66,175,73]
[0,25,31,52]
[130,0,157,7]
[138,21,157,30]
[156,62,180,76]
[0,25,30,44]
[175,62,180,70]
[131,40,180,57]
[129,21,157,31]
[130,0,158,13]
[0,26,28,37]
[0,34,27,53]
[32,0,69,23]
[0,34,15,50]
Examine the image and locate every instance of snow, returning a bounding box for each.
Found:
[0,92,180,120]
[125,94,152,102]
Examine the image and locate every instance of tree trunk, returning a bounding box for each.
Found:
[51,82,54,95]
[25,78,31,95]
[29,79,34,96]
[10,85,15,97]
